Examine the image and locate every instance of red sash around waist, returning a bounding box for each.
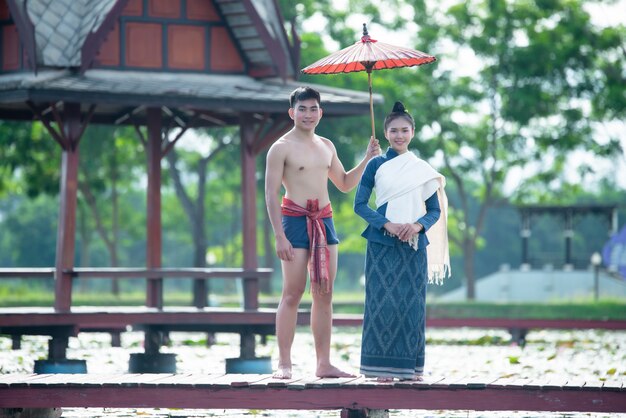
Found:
[281,197,332,294]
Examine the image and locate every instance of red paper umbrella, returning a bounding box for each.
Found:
[302,24,436,138]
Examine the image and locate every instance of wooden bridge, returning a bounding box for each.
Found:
[0,373,624,415]
[2,266,626,416]
[2,267,626,372]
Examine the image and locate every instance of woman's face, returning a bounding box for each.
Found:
[384,117,414,154]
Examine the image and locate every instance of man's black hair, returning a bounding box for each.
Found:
[289,86,321,108]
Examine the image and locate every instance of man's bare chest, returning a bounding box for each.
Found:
[284,146,332,173]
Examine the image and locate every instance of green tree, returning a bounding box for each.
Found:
[278,0,625,298]
[0,121,59,197]
[399,0,625,298]
[78,125,145,294]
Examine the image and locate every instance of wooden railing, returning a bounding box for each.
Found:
[0,267,272,310]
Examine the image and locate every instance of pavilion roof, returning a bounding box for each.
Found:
[7,0,299,78]
[1,0,381,125]
[0,69,381,126]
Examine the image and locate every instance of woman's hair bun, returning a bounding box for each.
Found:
[392,101,406,113]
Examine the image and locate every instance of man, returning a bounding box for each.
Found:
[265,86,380,379]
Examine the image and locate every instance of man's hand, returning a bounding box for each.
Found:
[275,235,295,261]
[366,136,381,159]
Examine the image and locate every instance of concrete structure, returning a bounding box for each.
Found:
[438,265,626,302]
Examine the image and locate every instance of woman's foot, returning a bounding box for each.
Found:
[376,376,394,383]
[400,374,424,382]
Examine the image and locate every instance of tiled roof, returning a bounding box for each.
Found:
[0,69,381,118]
[11,0,296,77]
[214,0,295,78]
[15,0,117,67]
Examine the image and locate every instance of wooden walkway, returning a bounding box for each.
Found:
[2,307,624,333]
[0,373,624,413]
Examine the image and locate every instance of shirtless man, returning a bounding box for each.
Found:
[265,86,380,379]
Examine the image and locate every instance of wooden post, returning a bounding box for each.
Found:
[564,210,573,270]
[240,113,259,311]
[146,107,163,309]
[145,107,163,355]
[240,113,258,359]
[54,103,82,312]
[520,210,531,270]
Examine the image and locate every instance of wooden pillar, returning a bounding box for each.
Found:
[520,211,531,271]
[240,113,258,359]
[54,103,82,312]
[145,107,163,355]
[240,113,259,310]
[146,107,163,309]
[564,210,573,270]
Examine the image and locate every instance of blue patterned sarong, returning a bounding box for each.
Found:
[360,240,427,379]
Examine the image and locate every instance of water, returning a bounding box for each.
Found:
[1,327,624,417]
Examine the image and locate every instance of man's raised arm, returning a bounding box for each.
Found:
[328,136,380,192]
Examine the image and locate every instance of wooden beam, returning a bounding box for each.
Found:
[132,119,147,148]
[74,104,97,145]
[161,126,188,158]
[25,101,67,149]
[64,267,272,279]
[0,375,623,413]
[251,114,292,155]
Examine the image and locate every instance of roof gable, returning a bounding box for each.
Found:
[14,0,118,67]
[4,0,297,79]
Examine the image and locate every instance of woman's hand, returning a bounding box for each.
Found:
[397,223,423,242]
[383,222,403,238]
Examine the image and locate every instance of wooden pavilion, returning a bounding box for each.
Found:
[0,0,379,372]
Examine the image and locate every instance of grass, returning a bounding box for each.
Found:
[1,287,624,320]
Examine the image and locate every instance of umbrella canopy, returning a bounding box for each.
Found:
[302,24,436,137]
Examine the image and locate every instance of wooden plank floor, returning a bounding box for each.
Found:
[0,373,623,413]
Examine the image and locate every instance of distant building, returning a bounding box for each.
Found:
[439,204,625,301]
[438,265,626,302]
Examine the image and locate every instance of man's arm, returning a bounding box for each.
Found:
[328,136,380,193]
[264,143,294,261]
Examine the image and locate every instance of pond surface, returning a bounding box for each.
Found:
[1,327,624,417]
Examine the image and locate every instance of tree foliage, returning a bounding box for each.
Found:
[277,0,625,298]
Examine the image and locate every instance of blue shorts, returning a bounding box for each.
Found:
[282,215,340,249]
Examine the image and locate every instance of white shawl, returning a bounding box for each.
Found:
[375,151,451,284]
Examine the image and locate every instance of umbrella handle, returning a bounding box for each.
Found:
[368,70,375,140]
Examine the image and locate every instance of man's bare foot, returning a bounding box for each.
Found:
[273,366,292,379]
[376,376,394,383]
[316,364,356,378]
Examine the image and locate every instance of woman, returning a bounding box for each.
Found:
[354,101,450,382]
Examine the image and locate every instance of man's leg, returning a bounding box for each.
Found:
[274,248,308,379]
[312,244,354,378]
